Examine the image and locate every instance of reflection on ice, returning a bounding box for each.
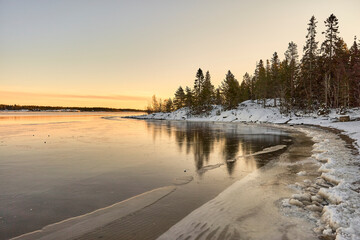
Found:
[230,144,287,162]
[146,121,291,175]
[158,130,318,240]
[197,163,224,174]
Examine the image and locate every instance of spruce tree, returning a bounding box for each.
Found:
[214,88,222,105]
[284,41,299,107]
[193,68,205,112]
[165,98,173,112]
[301,15,318,108]
[158,98,164,112]
[254,60,267,107]
[349,36,360,106]
[321,14,340,107]
[200,71,215,112]
[220,70,241,110]
[333,38,350,108]
[279,59,290,112]
[270,52,280,106]
[151,95,159,112]
[173,86,186,110]
[240,73,252,102]
[265,59,271,101]
[185,86,193,108]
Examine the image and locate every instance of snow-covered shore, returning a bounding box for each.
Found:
[128,100,360,240]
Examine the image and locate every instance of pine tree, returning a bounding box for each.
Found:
[185,86,193,108]
[279,59,290,112]
[165,98,173,112]
[250,76,256,101]
[284,41,299,108]
[265,59,271,96]
[240,72,252,102]
[151,95,159,112]
[221,70,241,110]
[193,68,205,112]
[321,14,340,107]
[214,88,222,105]
[254,60,267,107]
[158,98,164,112]
[200,71,215,112]
[349,36,360,106]
[333,38,350,108]
[265,59,271,100]
[173,86,186,110]
[301,15,318,109]
[270,52,280,106]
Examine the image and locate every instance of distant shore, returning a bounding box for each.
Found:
[0,104,145,112]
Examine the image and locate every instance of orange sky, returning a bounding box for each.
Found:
[1,0,359,109]
[0,90,149,109]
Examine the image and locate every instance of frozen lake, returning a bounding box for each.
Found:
[0,112,295,239]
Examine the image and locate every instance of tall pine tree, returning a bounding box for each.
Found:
[240,72,252,102]
[254,60,267,107]
[185,86,193,108]
[301,15,319,109]
[321,14,340,107]
[214,88,222,105]
[193,68,205,113]
[333,38,350,108]
[173,86,186,110]
[165,98,173,112]
[221,71,241,110]
[270,52,280,106]
[349,36,360,106]
[200,71,215,112]
[284,41,299,108]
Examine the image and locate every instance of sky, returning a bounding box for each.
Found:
[1,0,360,109]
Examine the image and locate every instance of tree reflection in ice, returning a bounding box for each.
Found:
[146,121,291,175]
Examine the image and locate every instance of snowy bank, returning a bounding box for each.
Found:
[128,100,360,240]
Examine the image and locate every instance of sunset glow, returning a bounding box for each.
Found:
[1,0,359,109]
[0,90,149,108]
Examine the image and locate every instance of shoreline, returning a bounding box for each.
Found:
[11,120,320,240]
[10,106,360,239]
[9,119,310,239]
[158,125,320,240]
[127,102,360,239]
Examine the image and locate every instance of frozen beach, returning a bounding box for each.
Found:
[131,100,360,240]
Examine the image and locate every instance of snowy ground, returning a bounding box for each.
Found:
[128,100,360,240]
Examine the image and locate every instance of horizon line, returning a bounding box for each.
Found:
[0,90,149,102]
[0,102,145,111]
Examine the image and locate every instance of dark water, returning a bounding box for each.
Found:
[0,113,291,239]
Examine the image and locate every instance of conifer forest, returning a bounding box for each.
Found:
[147,14,360,115]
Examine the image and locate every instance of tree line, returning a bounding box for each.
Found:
[0,104,144,112]
[147,14,360,114]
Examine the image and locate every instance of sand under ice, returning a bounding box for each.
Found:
[11,186,176,240]
[157,135,319,240]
